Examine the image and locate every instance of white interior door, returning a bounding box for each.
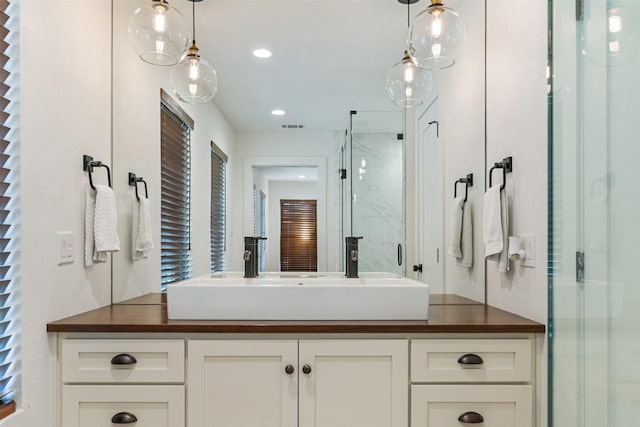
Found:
[418,99,444,293]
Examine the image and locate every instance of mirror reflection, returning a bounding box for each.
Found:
[111,0,486,305]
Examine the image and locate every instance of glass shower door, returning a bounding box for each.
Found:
[550,1,640,426]
[349,111,405,275]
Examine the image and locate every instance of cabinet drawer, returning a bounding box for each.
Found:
[62,385,185,427]
[61,339,184,383]
[411,385,532,427]
[410,339,531,383]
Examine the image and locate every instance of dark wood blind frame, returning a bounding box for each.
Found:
[0,0,15,420]
[280,199,317,272]
[210,141,226,272]
[160,99,192,287]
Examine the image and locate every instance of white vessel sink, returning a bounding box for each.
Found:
[167,272,430,321]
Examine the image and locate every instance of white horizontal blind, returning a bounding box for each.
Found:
[0,0,17,419]
[160,94,192,288]
[210,142,226,273]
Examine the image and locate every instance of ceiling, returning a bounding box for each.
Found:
[172,0,421,132]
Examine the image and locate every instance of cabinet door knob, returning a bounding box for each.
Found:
[302,364,312,374]
[457,353,484,365]
[111,353,138,366]
[458,411,484,423]
[285,364,295,375]
[111,412,138,423]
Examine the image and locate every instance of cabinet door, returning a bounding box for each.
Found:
[411,385,533,427]
[188,340,298,427]
[62,385,185,427]
[298,339,408,427]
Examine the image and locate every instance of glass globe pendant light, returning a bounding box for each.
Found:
[385,0,432,108]
[128,0,190,66]
[408,0,465,70]
[385,51,433,108]
[170,0,218,104]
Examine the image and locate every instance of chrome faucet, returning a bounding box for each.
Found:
[244,236,267,278]
[345,236,363,278]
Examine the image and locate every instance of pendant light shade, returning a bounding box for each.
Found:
[170,0,218,104]
[170,42,218,103]
[128,0,190,66]
[385,51,433,108]
[408,0,465,70]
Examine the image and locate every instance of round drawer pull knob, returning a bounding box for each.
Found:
[285,365,295,375]
[457,353,484,365]
[111,353,138,366]
[302,364,312,374]
[111,412,138,423]
[458,411,484,424]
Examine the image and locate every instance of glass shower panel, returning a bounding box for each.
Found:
[551,1,640,426]
[350,111,404,275]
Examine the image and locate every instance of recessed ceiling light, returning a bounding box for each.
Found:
[253,49,272,58]
[271,109,286,116]
[298,175,306,179]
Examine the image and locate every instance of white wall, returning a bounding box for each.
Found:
[485,0,548,325]
[408,0,486,302]
[17,1,112,426]
[230,131,340,272]
[111,0,236,301]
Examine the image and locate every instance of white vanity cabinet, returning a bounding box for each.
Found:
[50,303,544,427]
[59,339,186,427]
[187,339,408,427]
[410,338,534,427]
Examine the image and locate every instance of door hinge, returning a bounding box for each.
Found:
[576,251,585,283]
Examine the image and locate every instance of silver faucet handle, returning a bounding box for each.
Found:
[243,250,252,261]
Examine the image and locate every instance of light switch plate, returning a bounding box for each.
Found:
[522,234,535,268]
[57,231,74,264]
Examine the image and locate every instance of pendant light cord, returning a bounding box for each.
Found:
[407,2,410,28]
[192,0,196,43]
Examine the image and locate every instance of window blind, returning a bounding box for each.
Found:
[280,199,317,272]
[160,92,192,288]
[259,191,266,272]
[0,0,17,419]
[210,142,227,272]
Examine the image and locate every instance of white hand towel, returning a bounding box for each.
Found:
[85,187,104,266]
[94,184,120,253]
[132,196,153,261]
[458,202,473,268]
[497,189,510,272]
[447,197,465,258]
[483,185,503,257]
[131,198,145,261]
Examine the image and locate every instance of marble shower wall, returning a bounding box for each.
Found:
[351,132,403,274]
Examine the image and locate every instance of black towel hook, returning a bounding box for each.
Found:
[128,172,149,202]
[83,154,112,190]
[454,173,474,203]
[489,156,513,191]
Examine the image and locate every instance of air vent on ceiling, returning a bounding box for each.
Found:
[281,124,304,129]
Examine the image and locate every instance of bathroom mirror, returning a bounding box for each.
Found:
[110,0,486,305]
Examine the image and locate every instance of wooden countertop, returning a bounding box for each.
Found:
[47,296,545,334]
